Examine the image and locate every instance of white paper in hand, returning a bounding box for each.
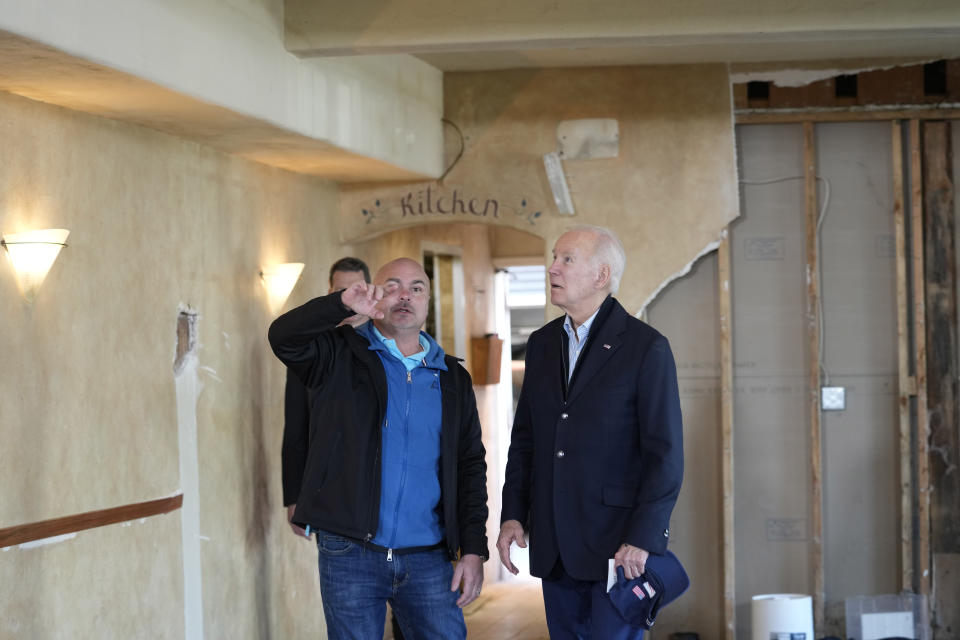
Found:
[607,559,617,593]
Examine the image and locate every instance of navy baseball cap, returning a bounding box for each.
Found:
[608,550,690,629]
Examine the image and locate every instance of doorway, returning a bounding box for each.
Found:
[423,244,467,361]
[494,262,547,584]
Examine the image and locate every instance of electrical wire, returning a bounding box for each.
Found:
[438,118,465,183]
[740,175,833,387]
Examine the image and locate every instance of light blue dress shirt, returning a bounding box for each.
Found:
[370,324,430,371]
[563,307,600,382]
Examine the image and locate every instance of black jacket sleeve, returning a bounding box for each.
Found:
[626,335,684,554]
[268,292,354,388]
[455,367,490,559]
[281,370,310,506]
[270,292,355,507]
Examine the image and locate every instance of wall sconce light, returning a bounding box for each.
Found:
[260,262,304,314]
[1,228,70,303]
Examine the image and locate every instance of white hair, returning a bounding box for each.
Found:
[568,225,626,294]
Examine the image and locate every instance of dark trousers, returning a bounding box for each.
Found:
[541,564,645,640]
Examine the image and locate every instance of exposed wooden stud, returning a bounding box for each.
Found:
[921,121,957,612]
[717,229,736,640]
[736,108,960,125]
[910,118,931,597]
[732,83,748,111]
[892,119,914,592]
[0,495,184,548]
[803,121,825,633]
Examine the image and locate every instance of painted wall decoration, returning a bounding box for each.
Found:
[358,184,543,226]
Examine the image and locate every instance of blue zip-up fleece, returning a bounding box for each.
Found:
[357,321,448,550]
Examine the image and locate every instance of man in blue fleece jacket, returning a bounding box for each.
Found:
[269,258,488,640]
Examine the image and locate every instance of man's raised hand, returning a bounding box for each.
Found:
[340,281,385,319]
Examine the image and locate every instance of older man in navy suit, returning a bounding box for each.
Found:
[497,225,684,639]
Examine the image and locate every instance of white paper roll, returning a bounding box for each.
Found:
[751,593,814,640]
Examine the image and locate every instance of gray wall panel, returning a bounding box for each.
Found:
[816,122,898,617]
[647,252,722,638]
[733,124,812,638]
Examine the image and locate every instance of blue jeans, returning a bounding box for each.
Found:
[316,530,466,640]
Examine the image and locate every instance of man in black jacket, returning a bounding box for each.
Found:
[281,257,409,640]
[269,257,488,640]
[282,256,371,537]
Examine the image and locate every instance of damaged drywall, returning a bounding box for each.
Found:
[14,533,77,550]
[174,306,203,640]
[730,58,940,87]
[639,235,722,317]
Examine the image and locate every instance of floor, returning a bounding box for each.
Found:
[464,581,549,640]
[383,580,549,640]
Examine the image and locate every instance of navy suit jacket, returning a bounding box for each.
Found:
[501,295,683,582]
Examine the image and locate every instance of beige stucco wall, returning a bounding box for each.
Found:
[0,89,339,638]
[341,64,739,317]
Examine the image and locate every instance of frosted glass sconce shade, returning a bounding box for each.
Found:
[1,228,70,303]
[260,262,304,314]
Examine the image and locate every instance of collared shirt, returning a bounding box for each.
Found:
[371,324,431,371]
[563,306,601,382]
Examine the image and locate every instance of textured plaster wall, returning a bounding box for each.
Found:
[488,225,544,261]
[0,89,340,638]
[341,64,739,318]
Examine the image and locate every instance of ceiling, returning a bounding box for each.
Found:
[412,31,960,73]
[1,0,959,183]
[285,0,960,72]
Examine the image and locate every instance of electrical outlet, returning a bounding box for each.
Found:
[821,386,846,411]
